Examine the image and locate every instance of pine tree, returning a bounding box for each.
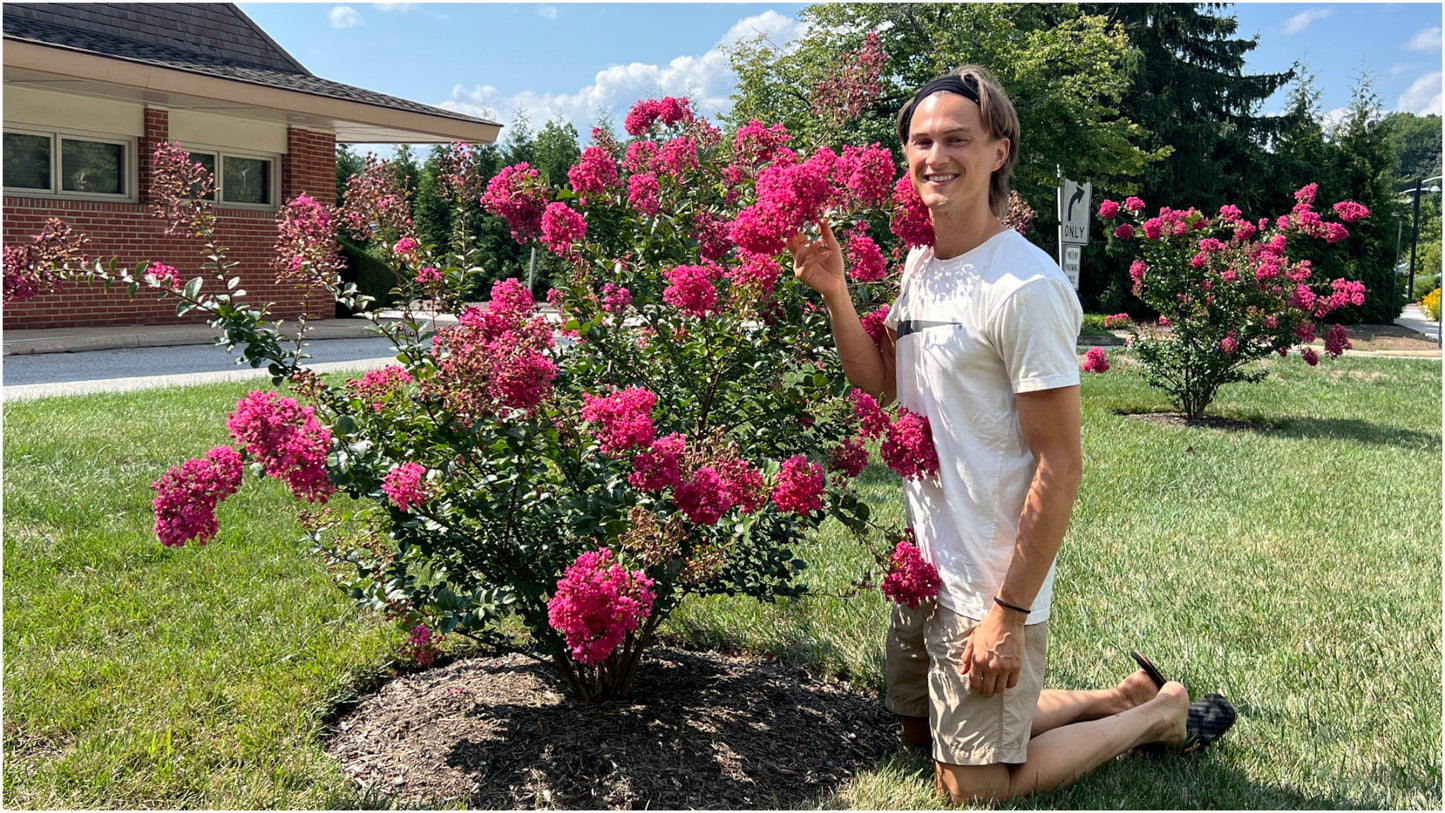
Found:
[1084,3,1295,214]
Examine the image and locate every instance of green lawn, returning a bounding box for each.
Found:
[4,353,1441,809]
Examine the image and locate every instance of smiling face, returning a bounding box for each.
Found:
[905,91,1010,221]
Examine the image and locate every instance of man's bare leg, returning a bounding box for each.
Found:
[1030,667,1161,737]
[935,681,1190,805]
[902,714,932,751]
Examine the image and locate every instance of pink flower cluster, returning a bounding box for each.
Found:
[627,172,661,217]
[547,548,656,665]
[629,433,686,491]
[481,162,550,243]
[880,408,940,481]
[1324,322,1353,357]
[226,391,335,502]
[1082,346,1110,373]
[850,388,890,439]
[415,265,443,285]
[150,141,216,236]
[340,153,413,240]
[382,462,431,512]
[600,282,632,313]
[729,144,896,255]
[581,387,658,454]
[729,120,793,176]
[880,537,941,609]
[811,31,886,132]
[139,260,182,292]
[346,365,414,412]
[624,97,694,136]
[1103,313,1131,329]
[402,623,443,666]
[540,202,587,256]
[860,304,891,347]
[828,437,870,478]
[3,217,89,303]
[152,445,244,548]
[726,251,785,294]
[663,262,722,317]
[772,455,825,514]
[890,176,935,247]
[846,226,888,282]
[430,279,557,417]
[273,194,341,285]
[568,145,622,201]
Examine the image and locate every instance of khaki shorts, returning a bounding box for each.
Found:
[884,599,1049,766]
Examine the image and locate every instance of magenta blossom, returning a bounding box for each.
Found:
[880,408,939,480]
[226,391,334,503]
[581,387,658,454]
[772,455,825,514]
[1082,346,1110,373]
[547,548,656,665]
[880,537,941,608]
[383,462,431,512]
[152,445,244,548]
[540,202,586,255]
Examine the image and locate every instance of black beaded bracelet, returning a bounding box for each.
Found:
[994,596,1031,615]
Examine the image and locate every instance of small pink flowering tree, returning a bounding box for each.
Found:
[1098,186,1369,418]
[0,99,976,701]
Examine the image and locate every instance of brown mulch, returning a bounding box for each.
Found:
[326,647,899,809]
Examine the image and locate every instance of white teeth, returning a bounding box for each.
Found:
[925,174,957,183]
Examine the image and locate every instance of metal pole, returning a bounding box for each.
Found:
[528,246,536,294]
[1408,177,1422,302]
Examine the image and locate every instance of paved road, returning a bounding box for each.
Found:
[2,336,403,401]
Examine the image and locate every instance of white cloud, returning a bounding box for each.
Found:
[537,6,558,21]
[1397,71,1443,116]
[373,3,411,12]
[1283,8,1332,36]
[1319,106,1350,131]
[330,5,362,28]
[1407,26,1442,52]
[440,11,806,138]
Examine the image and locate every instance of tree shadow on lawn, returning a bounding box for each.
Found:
[327,647,898,809]
[1115,410,1439,450]
[1265,416,1440,450]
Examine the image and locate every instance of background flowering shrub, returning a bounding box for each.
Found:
[1099,184,1369,418]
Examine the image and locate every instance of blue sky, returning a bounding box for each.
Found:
[237,2,1443,150]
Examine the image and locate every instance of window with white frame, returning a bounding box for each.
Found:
[3,128,133,199]
[183,148,278,208]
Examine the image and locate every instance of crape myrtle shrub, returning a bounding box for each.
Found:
[5,92,974,701]
[1097,186,1370,418]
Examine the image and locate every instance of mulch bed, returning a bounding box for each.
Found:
[326,647,899,809]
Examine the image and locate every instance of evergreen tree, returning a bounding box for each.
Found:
[335,144,363,206]
[1082,3,1297,310]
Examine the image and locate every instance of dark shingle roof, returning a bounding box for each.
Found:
[2,3,497,127]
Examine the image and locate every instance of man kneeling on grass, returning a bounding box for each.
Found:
[786,64,1237,804]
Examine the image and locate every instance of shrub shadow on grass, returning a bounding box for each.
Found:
[327,648,897,809]
[1265,417,1440,450]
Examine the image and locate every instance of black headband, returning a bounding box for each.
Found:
[900,74,981,141]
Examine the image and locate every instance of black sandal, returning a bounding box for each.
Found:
[1131,650,1167,689]
[1182,693,1237,754]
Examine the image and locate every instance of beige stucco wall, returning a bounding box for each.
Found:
[4,86,144,137]
[168,109,288,154]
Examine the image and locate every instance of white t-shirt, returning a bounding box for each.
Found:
[884,229,1083,624]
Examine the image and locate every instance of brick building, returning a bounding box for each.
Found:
[2,3,499,329]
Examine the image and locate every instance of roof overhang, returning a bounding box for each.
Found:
[3,40,499,144]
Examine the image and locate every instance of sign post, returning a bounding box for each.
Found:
[1056,177,1092,290]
